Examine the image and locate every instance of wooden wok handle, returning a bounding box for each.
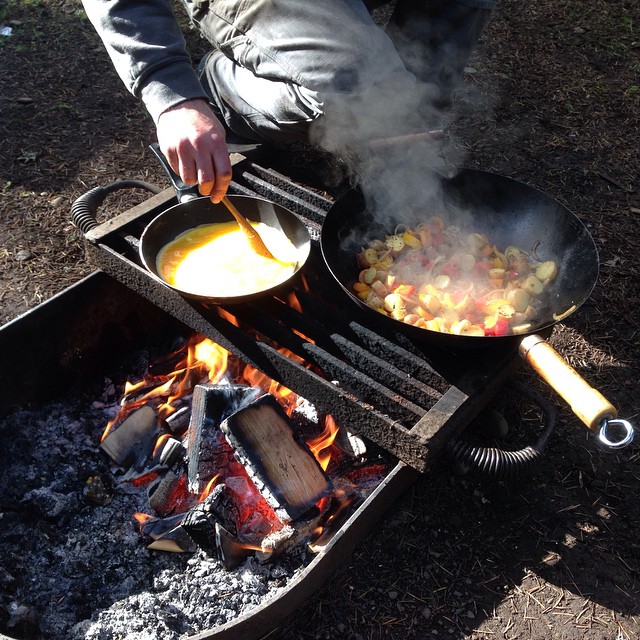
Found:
[518,334,617,431]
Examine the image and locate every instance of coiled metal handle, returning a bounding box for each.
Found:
[71,180,162,235]
[598,417,635,449]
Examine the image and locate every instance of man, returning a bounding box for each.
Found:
[81,0,493,202]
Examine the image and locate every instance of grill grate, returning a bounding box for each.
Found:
[80,152,521,472]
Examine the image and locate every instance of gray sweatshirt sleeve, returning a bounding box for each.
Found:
[81,0,209,122]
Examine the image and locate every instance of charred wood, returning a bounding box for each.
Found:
[187,384,261,493]
[100,405,157,467]
[221,395,332,523]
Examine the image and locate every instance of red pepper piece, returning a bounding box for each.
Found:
[484,318,510,336]
[393,284,416,298]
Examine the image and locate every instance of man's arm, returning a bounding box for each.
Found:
[82,0,231,200]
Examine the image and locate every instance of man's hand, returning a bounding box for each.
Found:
[157,99,232,203]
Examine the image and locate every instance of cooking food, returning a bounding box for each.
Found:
[353,215,558,337]
[157,221,300,298]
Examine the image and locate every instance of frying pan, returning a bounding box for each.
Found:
[141,144,311,303]
[72,146,311,304]
[321,169,634,448]
[137,193,310,303]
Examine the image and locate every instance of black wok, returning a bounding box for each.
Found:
[321,169,634,448]
[322,169,599,347]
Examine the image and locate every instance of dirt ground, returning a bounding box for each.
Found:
[1,1,639,639]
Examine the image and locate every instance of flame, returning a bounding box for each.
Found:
[307,415,339,471]
[308,489,356,553]
[280,292,316,344]
[287,292,302,313]
[218,308,240,327]
[152,433,172,459]
[242,352,303,416]
[238,542,266,552]
[133,512,153,525]
[102,335,229,441]
[198,474,221,503]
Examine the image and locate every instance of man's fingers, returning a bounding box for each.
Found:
[208,150,233,203]
[156,99,232,200]
[199,179,214,197]
[178,156,198,186]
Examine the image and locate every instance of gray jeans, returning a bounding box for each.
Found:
[186,0,494,145]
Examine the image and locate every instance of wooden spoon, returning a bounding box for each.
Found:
[221,196,276,260]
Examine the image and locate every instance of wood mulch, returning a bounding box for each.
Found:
[1,0,638,638]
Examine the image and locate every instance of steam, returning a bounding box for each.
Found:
[311,68,448,227]
[308,6,491,228]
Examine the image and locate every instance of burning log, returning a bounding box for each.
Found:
[215,523,253,569]
[135,512,198,553]
[148,470,193,516]
[256,508,325,561]
[181,483,238,554]
[147,530,197,554]
[187,383,261,493]
[220,394,332,523]
[180,484,259,568]
[163,405,190,435]
[100,405,156,467]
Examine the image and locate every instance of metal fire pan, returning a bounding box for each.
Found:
[0,271,422,640]
[187,461,419,640]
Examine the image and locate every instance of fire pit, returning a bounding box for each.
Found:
[0,272,418,640]
[0,150,553,640]
[71,149,525,473]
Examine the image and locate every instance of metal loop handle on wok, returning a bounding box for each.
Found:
[598,418,635,449]
[518,335,635,451]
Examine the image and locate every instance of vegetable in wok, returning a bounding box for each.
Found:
[353,215,559,337]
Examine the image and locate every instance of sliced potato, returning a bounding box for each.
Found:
[535,260,558,283]
[506,288,531,313]
[522,275,544,296]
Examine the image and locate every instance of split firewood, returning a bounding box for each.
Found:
[163,406,191,435]
[148,469,192,516]
[100,405,157,467]
[334,427,367,459]
[187,384,261,493]
[220,394,332,523]
[181,483,238,556]
[146,527,198,553]
[256,505,327,562]
[215,522,252,569]
[136,512,197,553]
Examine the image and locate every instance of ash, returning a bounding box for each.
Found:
[0,399,313,640]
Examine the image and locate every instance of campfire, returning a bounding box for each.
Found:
[98,332,390,569]
[0,158,523,640]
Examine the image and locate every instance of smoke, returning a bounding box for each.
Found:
[308,4,493,228]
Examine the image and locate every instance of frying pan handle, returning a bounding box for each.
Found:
[519,335,635,449]
[148,143,201,202]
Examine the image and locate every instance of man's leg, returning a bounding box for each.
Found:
[188,0,410,143]
[386,0,495,111]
